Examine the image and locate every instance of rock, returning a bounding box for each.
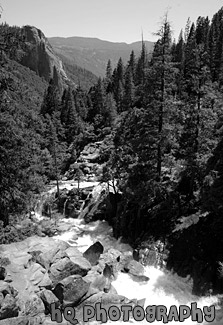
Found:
[51,250,68,265]
[40,289,59,313]
[76,292,139,323]
[0,282,18,298]
[36,247,63,270]
[0,293,19,320]
[0,268,6,281]
[83,242,104,266]
[3,274,12,283]
[20,26,68,87]
[0,293,3,305]
[26,263,46,286]
[27,251,42,263]
[130,274,150,282]
[38,273,52,289]
[65,247,82,259]
[0,316,30,325]
[133,249,140,261]
[98,249,122,279]
[21,294,45,317]
[54,277,90,307]
[42,316,69,325]
[124,260,145,276]
[49,257,90,285]
[90,274,112,293]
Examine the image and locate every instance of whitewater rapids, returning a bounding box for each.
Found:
[37,180,221,324]
[53,217,220,325]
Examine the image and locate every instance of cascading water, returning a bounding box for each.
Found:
[63,198,69,217]
[41,180,222,325]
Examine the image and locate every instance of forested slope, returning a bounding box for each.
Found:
[1,7,223,295]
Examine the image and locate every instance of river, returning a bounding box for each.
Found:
[39,180,222,324]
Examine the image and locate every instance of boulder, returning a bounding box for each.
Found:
[49,257,90,285]
[124,260,145,276]
[129,274,150,282]
[65,247,82,259]
[0,269,6,281]
[54,277,90,307]
[26,263,46,287]
[0,282,18,298]
[35,241,70,270]
[21,294,45,317]
[83,242,104,266]
[98,249,122,279]
[90,274,112,293]
[40,289,59,313]
[38,273,52,289]
[0,293,19,320]
[75,292,139,322]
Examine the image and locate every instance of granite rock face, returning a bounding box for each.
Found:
[20,25,70,89]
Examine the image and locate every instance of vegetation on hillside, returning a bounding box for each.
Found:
[1,7,223,294]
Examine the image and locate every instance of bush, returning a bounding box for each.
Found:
[0,219,43,244]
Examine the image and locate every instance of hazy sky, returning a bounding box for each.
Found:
[1,0,222,43]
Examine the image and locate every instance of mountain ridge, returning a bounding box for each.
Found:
[48,36,154,77]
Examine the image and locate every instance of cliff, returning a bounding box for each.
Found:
[20,25,70,89]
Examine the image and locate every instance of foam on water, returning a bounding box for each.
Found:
[53,218,220,324]
[47,181,221,324]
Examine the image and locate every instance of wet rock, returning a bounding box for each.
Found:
[0,268,6,281]
[130,274,150,282]
[124,260,145,276]
[83,241,104,266]
[133,249,140,261]
[90,274,112,293]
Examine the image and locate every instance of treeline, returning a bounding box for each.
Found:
[2,7,223,292]
[103,10,223,237]
[100,8,223,293]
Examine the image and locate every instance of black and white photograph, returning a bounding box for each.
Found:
[0,0,223,324]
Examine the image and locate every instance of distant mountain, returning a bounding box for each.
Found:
[58,53,98,90]
[48,36,154,77]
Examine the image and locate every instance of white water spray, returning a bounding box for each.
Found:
[48,180,222,324]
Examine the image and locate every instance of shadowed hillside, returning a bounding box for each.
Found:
[49,36,154,77]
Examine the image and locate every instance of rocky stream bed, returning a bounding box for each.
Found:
[0,179,223,325]
[1,140,223,325]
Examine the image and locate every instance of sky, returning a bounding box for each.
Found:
[1,0,222,43]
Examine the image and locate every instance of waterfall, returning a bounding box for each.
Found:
[63,198,68,217]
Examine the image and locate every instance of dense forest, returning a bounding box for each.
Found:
[1,7,223,294]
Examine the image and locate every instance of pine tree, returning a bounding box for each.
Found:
[148,15,174,180]
[112,58,124,112]
[122,67,135,110]
[40,79,60,116]
[127,50,136,82]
